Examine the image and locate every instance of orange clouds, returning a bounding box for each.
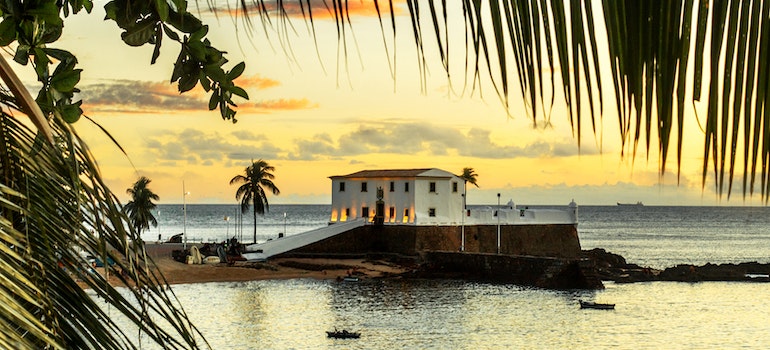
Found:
[236,75,281,90]
[79,75,314,115]
[240,98,318,113]
[212,0,406,21]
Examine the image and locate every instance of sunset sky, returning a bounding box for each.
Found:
[12,1,763,206]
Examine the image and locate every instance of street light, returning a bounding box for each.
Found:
[497,193,501,254]
[157,210,161,243]
[461,194,465,252]
[235,206,241,243]
[224,216,230,240]
[283,212,287,237]
[183,181,190,250]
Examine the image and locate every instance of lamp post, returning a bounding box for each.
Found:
[497,193,501,254]
[236,206,241,243]
[157,210,161,243]
[183,182,190,250]
[461,194,465,252]
[283,212,287,237]
[224,216,230,240]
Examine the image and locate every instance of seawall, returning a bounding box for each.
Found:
[282,224,581,258]
[416,251,602,289]
[275,224,599,289]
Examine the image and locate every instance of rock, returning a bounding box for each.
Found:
[582,248,627,268]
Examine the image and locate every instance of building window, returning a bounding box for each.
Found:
[452,182,458,193]
[389,181,395,192]
[389,206,395,220]
[405,182,410,192]
[339,182,345,192]
[361,182,368,192]
[429,208,436,217]
[403,208,410,222]
[362,207,369,218]
[429,182,436,192]
[345,208,350,217]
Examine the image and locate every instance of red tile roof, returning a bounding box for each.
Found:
[330,168,452,179]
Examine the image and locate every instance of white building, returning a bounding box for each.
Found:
[329,168,465,225]
[329,168,578,227]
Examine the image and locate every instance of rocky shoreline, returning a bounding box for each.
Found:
[143,244,769,288]
[585,248,770,283]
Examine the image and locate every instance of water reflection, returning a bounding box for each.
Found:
[102,278,770,349]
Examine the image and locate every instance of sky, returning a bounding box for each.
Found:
[9,1,766,206]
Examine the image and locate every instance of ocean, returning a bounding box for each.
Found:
[119,204,770,349]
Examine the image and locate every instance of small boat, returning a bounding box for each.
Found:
[579,300,615,310]
[326,329,360,339]
[342,276,360,282]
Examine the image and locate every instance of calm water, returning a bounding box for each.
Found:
[122,205,770,349]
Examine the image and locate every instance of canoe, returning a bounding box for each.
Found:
[326,329,360,339]
[579,300,615,310]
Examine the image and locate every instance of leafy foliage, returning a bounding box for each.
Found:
[125,177,160,235]
[253,1,769,202]
[0,99,207,348]
[461,167,480,188]
[0,0,248,124]
[0,0,249,347]
[230,159,281,243]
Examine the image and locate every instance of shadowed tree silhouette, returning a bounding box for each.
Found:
[0,0,243,344]
[4,1,770,348]
[230,159,281,243]
[125,176,159,235]
[239,1,770,202]
[460,167,479,209]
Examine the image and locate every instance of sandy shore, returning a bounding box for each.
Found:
[133,243,410,286]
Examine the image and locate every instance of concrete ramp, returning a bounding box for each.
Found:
[241,219,366,261]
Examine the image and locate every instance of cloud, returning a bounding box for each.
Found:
[239,98,318,113]
[287,121,591,160]
[147,128,286,165]
[213,0,398,19]
[142,122,592,165]
[80,80,205,114]
[78,78,316,115]
[236,75,281,90]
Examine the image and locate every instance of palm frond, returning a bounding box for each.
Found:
[1,72,207,349]
[260,1,770,202]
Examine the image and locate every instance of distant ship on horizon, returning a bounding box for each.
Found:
[617,201,643,206]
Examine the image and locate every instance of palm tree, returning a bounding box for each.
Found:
[0,57,208,348]
[2,1,768,348]
[460,168,480,209]
[244,1,769,203]
[230,159,281,244]
[1,0,237,347]
[125,177,160,235]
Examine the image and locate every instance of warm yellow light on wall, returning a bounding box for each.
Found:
[330,209,338,222]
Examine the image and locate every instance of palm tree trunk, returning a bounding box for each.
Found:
[253,210,257,244]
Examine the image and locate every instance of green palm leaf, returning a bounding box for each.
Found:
[1,60,207,349]
[256,1,770,203]
[231,159,281,244]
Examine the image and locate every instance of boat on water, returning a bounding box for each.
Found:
[326,329,360,339]
[579,300,615,310]
[617,201,643,206]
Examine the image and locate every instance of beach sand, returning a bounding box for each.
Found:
[127,243,411,286]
